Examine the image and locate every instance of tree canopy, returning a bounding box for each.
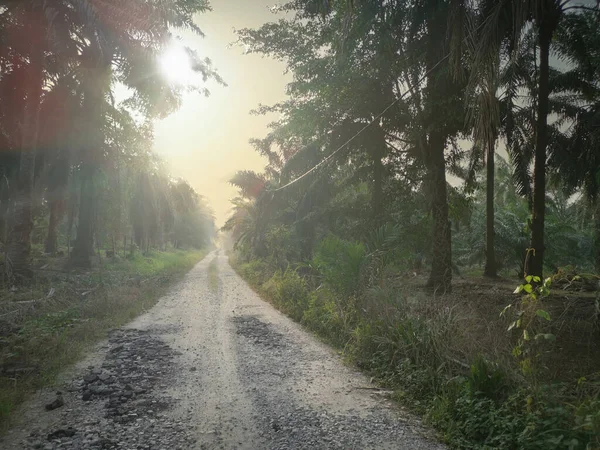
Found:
[226,0,600,287]
[0,0,218,281]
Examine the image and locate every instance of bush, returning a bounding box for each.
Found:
[263,268,308,321]
[265,225,300,269]
[466,356,510,402]
[238,259,273,287]
[428,382,600,450]
[300,290,352,345]
[349,315,448,401]
[313,235,366,297]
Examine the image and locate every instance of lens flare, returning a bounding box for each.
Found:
[159,44,195,85]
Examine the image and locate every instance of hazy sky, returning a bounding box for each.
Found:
[153,1,289,226]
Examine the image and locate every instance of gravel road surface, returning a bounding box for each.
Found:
[1,251,444,450]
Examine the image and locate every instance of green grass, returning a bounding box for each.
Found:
[0,248,208,430]
[113,250,206,277]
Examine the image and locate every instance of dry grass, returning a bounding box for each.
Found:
[390,274,600,382]
[0,249,207,429]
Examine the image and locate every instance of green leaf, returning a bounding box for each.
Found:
[535,309,551,321]
[532,276,541,283]
[523,329,530,341]
[523,284,533,293]
[525,275,533,283]
[513,286,523,294]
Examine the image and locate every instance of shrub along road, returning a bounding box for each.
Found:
[1,251,443,450]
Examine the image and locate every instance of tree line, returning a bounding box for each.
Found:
[225,0,600,290]
[0,0,218,282]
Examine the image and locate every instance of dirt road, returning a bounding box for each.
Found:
[2,251,444,450]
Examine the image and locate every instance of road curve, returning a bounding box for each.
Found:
[2,251,444,450]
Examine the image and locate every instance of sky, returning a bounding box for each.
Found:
[153,1,290,226]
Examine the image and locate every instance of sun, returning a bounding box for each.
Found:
[159,44,196,86]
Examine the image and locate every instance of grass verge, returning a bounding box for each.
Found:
[230,252,600,450]
[0,248,207,429]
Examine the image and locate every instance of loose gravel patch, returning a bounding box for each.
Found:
[232,314,438,450]
[20,329,197,450]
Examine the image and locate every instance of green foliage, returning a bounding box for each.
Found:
[453,157,597,276]
[238,259,274,287]
[263,268,309,321]
[504,276,554,376]
[0,0,219,276]
[265,225,300,269]
[312,236,366,297]
[429,385,599,450]
[113,249,206,278]
[466,356,509,402]
[301,290,353,346]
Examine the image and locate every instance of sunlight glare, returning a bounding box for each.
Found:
[159,44,195,86]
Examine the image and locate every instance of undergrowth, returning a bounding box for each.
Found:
[0,248,207,429]
[231,235,600,450]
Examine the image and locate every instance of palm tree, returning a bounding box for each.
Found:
[1,2,51,280]
[67,0,215,267]
[471,0,599,277]
[224,170,274,259]
[466,21,502,277]
[0,0,217,273]
[547,8,600,270]
[408,0,472,292]
[465,0,528,277]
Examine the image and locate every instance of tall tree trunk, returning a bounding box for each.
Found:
[594,199,600,274]
[69,165,95,268]
[424,1,452,292]
[372,142,384,223]
[69,41,110,268]
[67,187,76,256]
[427,133,452,291]
[44,197,61,254]
[524,23,553,279]
[6,44,44,281]
[484,140,497,277]
[7,154,36,280]
[0,167,11,245]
